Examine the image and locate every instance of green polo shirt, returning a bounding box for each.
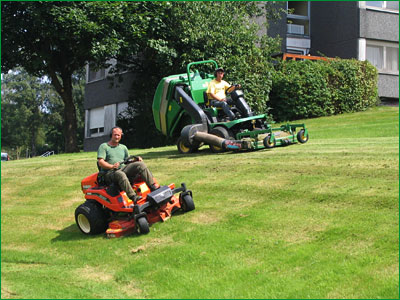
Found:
[97,142,129,172]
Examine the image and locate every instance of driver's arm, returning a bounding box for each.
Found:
[98,158,119,170]
[209,92,226,102]
[226,84,241,93]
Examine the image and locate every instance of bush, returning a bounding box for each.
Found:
[223,52,275,117]
[268,58,379,122]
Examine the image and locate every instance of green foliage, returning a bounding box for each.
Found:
[1,107,399,299]
[1,2,149,152]
[1,68,85,158]
[269,59,379,121]
[117,1,282,148]
[1,69,47,158]
[1,2,146,76]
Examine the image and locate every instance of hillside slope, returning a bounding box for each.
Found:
[1,106,398,299]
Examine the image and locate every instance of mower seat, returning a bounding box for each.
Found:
[203,91,223,109]
[203,91,240,122]
[96,162,107,186]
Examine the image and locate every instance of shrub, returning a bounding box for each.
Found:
[268,58,379,122]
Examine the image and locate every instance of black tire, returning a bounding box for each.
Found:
[297,129,309,143]
[209,126,231,153]
[263,134,276,149]
[177,136,198,154]
[75,201,108,235]
[137,217,150,235]
[181,194,195,212]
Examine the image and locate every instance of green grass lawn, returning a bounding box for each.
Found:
[1,106,399,299]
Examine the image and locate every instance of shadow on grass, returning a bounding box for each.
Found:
[51,224,112,242]
[51,224,95,242]
[139,147,213,160]
[52,211,186,242]
[139,146,270,160]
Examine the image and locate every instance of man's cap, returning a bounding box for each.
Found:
[215,67,225,73]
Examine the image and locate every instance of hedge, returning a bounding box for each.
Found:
[268,58,379,122]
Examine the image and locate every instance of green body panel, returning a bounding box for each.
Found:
[152,73,188,136]
[153,60,218,138]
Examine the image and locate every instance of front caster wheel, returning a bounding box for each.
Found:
[137,217,150,235]
[297,129,309,143]
[177,136,198,154]
[263,134,276,149]
[181,194,195,212]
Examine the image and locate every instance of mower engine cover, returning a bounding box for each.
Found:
[146,186,173,206]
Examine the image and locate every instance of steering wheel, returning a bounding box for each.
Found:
[226,83,241,94]
[122,155,139,165]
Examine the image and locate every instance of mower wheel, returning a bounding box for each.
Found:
[297,129,309,143]
[75,201,108,235]
[177,136,198,154]
[137,217,150,234]
[263,134,276,149]
[209,126,231,153]
[181,194,195,212]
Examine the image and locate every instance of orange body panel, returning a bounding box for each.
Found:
[81,173,99,193]
[106,219,136,238]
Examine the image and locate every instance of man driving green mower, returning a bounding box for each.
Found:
[206,67,241,121]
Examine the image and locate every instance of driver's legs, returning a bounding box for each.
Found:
[210,100,235,120]
[104,169,137,200]
[121,161,156,188]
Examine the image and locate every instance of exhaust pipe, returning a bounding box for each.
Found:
[181,125,247,151]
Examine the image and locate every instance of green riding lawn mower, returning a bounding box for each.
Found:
[152,60,309,154]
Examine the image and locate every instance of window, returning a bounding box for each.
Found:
[366,41,399,74]
[117,102,129,118]
[386,47,399,73]
[288,1,308,16]
[89,107,104,137]
[366,45,384,69]
[386,1,399,10]
[88,63,106,82]
[287,24,304,35]
[363,1,399,11]
[87,59,130,83]
[287,1,310,36]
[367,1,384,8]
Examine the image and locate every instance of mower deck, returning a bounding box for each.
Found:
[105,187,182,238]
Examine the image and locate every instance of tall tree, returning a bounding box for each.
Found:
[117,1,283,148]
[1,1,147,152]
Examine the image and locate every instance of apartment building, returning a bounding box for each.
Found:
[310,1,399,100]
[83,61,132,151]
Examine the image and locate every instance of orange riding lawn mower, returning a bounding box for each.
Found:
[75,156,194,237]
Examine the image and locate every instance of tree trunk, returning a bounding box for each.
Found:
[16,145,21,160]
[48,68,79,153]
[62,88,79,153]
[31,130,37,157]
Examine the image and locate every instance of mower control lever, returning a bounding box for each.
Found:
[171,182,187,194]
